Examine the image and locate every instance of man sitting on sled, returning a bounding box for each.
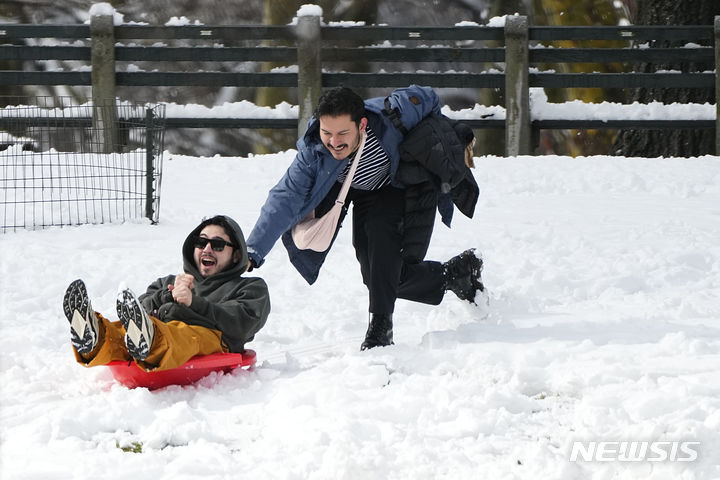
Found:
[62,215,271,371]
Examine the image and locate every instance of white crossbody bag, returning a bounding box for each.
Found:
[291,131,367,252]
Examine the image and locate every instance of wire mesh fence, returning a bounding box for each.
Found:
[0,97,166,233]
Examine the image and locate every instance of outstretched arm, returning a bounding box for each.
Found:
[153,277,271,352]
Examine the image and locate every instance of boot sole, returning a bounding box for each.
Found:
[116,289,154,362]
[63,279,98,354]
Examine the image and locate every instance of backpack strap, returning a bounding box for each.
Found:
[382,97,408,135]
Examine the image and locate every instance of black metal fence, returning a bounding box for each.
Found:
[0,98,165,232]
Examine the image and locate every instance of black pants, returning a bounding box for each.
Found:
[348,185,445,314]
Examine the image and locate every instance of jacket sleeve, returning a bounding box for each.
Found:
[400,115,469,190]
[246,148,317,267]
[155,277,271,352]
[138,275,176,316]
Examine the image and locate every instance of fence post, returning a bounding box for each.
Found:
[504,15,531,156]
[91,13,118,153]
[296,11,322,138]
[715,16,720,155]
[145,107,155,223]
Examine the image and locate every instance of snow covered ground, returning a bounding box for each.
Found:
[1,150,720,479]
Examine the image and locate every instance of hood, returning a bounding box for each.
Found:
[299,116,325,155]
[181,215,249,279]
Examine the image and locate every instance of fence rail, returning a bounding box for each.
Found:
[1,15,719,155]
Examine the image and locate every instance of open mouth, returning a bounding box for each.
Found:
[328,143,347,153]
[201,256,217,267]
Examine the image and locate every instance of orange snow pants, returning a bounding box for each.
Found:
[73,312,227,371]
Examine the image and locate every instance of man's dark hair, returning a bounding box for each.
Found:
[198,215,239,249]
[313,87,365,125]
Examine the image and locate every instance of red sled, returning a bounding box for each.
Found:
[107,350,256,390]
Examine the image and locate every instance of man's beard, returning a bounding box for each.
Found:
[327,130,361,158]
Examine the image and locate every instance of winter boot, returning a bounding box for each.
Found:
[116,288,155,362]
[443,248,485,304]
[361,313,394,351]
[63,279,100,355]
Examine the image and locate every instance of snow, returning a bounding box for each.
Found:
[2,142,720,478]
[5,94,710,124]
[88,3,125,26]
[165,16,203,27]
[88,2,116,18]
[5,1,719,475]
[296,4,323,17]
[487,14,520,27]
[163,100,298,119]
[529,88,716,121]
[290,4,324,26]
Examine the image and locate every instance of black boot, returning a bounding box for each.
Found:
[361,313,394,351]
[443,249,485,304]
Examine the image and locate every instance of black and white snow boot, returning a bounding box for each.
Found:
[116,288,155,361]
[361,313,394,351]
[63,279,100,355]
[443,248,485,304]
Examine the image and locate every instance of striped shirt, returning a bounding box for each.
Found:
[336,125,391,191]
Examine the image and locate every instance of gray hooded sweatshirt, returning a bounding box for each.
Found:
[138,215,270,352]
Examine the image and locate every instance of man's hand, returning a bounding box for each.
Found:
[169,273,194,306]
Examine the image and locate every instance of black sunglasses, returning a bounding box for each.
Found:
[193,236,236,252]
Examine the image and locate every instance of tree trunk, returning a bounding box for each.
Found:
[611,0,719,157]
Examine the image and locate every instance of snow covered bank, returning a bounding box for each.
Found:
[1,152,719,479]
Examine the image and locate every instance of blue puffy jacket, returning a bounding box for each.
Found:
[246,85,441,283]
